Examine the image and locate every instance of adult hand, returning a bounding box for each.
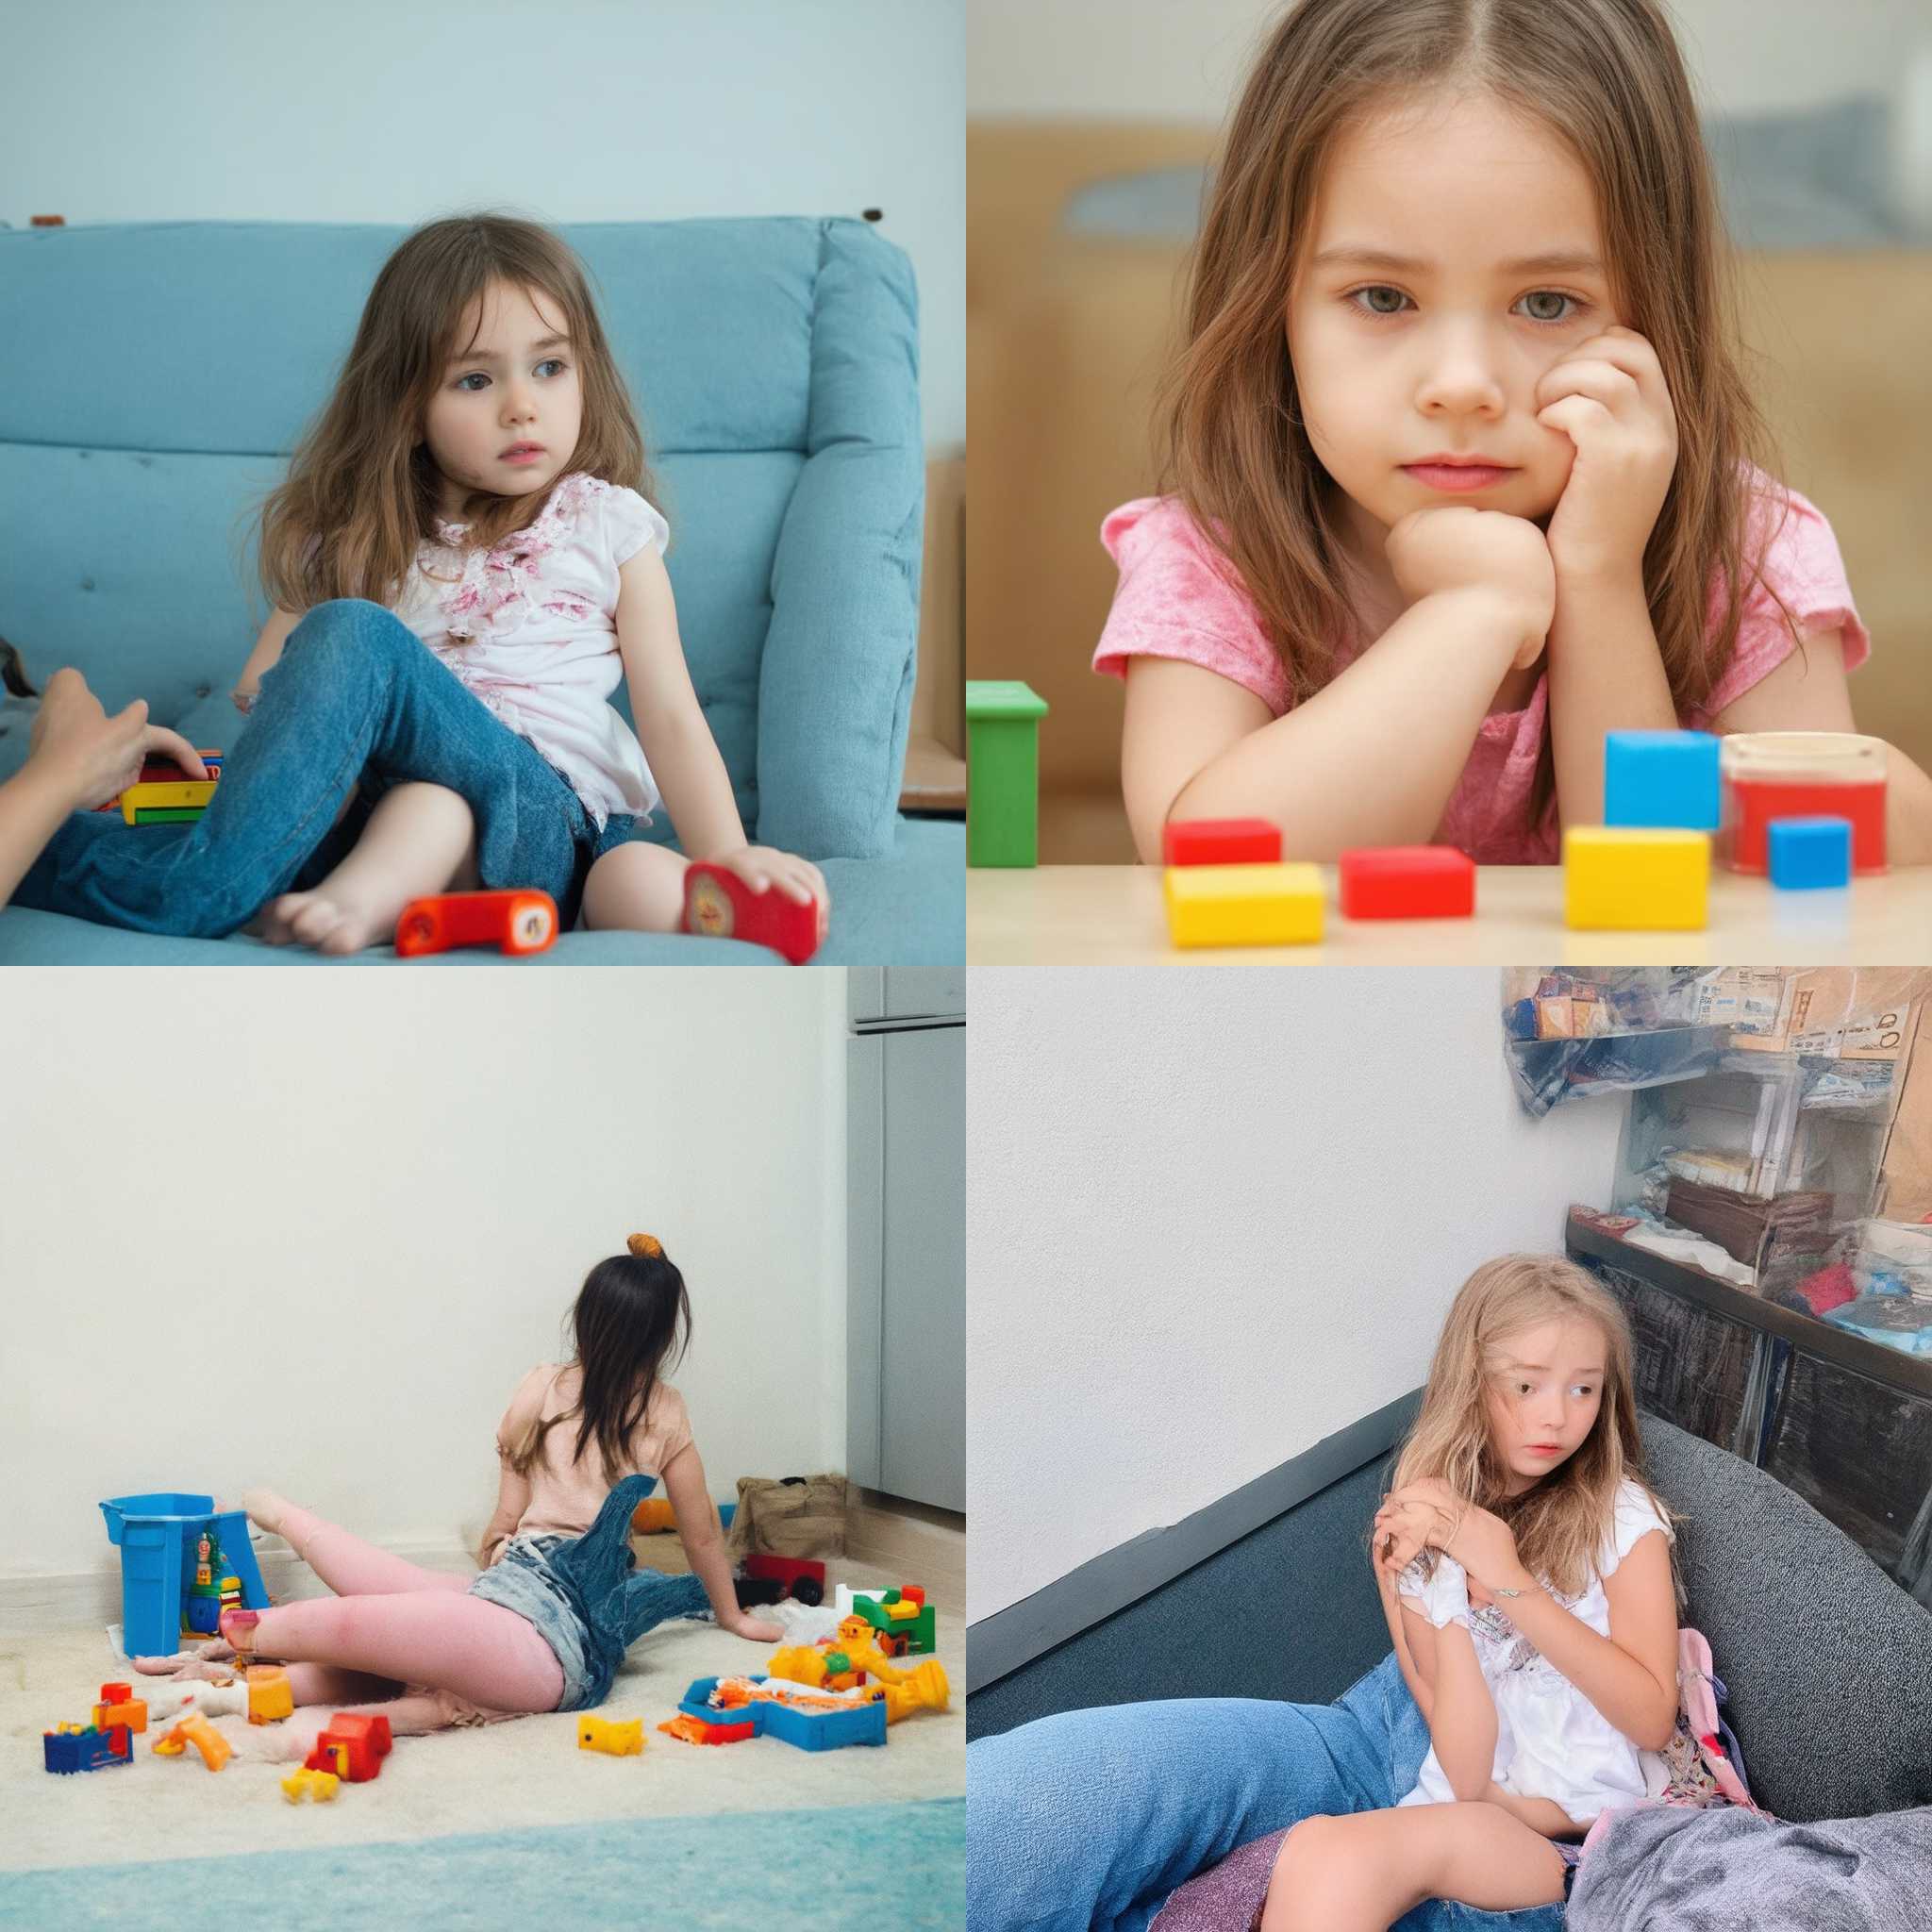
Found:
[28,667,208,808]
[1534,324,1679,583]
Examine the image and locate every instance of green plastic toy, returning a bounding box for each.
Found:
[966,679,1049,867]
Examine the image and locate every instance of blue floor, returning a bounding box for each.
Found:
[0,1796,965,1929]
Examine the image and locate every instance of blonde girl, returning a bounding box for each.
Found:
[1258,1254,1679,1926]
[15,214,824,950]
[1096,0,1932,867]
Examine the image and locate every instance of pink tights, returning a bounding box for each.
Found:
[248,1502,565,1718]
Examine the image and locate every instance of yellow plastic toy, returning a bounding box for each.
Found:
[152,1709,232,1773]
[1164,862,1324,947]
[629,1497,677,1534]
[577,1714,644,1757]
[120,778,219,823]
[768,1617,952,1725]
[281,1766,341,1803]
[246,1666,294,1724]
[1563,826,1709,930]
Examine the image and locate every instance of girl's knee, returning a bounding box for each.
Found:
[281,599,417,671]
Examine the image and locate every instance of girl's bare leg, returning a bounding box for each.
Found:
[258,781,478,953]
[1259,1803,1567,1932]
[581,840,689,933]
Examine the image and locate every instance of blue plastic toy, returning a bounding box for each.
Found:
[677,1674,887,1752]
[99,1493,272,1659]
[1767,815,1853,890]
[1604,730,1721,831]
[43,1724,134,1774]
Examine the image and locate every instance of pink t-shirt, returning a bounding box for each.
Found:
[487,1360,694,1561]
[1091,464,1871,863]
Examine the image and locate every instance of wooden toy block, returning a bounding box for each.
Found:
[1162,818,1283,867]
[1164,862,1323,947]
[966,679,1049,867]
[1603,729,1720,830]
[1767,815,1852,890]
[1563,827,1708,930]
[682,860,826,962]
[1337,846,1474,919]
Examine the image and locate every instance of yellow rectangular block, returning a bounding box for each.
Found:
[1164,862,1324,947]
[121,779,217,823]
[1564,827,1708,930]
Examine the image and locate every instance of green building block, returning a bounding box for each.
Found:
[132,807,207,823]
[966,680,1049,867]
[853,1590,936,1656]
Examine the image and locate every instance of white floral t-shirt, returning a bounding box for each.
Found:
[391,472,670,829]
[1395,1478,1675,1823]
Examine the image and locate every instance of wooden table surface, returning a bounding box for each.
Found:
[968,864,1932,965]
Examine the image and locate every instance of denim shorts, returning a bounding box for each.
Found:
[468,1533,597,1711]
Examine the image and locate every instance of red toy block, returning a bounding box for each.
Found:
[304,1711,392,1782]
[395,889,559,958]
[682,862,826,964]
[1162,818,1283,867]
[899,1587,925,1607]
[743,1553,826,1606]
[1337,846,1475,919]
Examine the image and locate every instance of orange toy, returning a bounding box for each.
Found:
[152,1710,232,1773]
[395,889,558,958]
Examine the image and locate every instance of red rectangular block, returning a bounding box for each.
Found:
[1338,846,1475,919]
[1162,818,1283,867]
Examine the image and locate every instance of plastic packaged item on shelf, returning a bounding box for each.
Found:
[1822,1293,1932,1357]
[1852,1219,1932,1303]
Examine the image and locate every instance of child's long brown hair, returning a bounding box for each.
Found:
[242,212,661,619]
[507,1242,692,1487]
[1385,1253,1679,1602]
[1158,0,1805,829]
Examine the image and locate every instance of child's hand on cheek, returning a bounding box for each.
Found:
[1534,324,1679,585]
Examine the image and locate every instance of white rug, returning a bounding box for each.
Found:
[4,1573,962,1874]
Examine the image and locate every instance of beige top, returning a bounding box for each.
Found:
[490,1360,694,1555]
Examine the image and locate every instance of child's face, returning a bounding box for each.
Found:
[420,279,583,517]
[1484,1315,1607,1494]
[1286,89,1620,586]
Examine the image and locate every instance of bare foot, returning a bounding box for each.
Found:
[259,887,392,955]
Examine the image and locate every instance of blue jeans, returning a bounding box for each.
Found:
[14,599,638,936]
[965,1654,1566,1932]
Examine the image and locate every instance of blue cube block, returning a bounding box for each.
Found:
[1604,731,1721,830]
[1768,816,1852,890]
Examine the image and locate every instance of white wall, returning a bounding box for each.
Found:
[1,968,849,1584]
[0,0,964,455]
[965,967,1626,1625]
[968,0,1932,122]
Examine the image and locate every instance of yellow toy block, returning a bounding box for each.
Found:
[1563,827,1709,930]
[577,1714,644,1757]
[120,779,218,823]
[883,1600,918,1621]
[281,1767,341,1803]
[1164,862,1324,947]
[246,1667,294,1724]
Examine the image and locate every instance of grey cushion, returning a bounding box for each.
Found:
[1643,1417,1932,1822]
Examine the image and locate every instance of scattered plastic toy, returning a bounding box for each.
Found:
[681,862,826,963]
[395,888,559,957]
[281,1767,341,1804]
[578,1714,643,1757]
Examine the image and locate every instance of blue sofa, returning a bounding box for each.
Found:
[0,216,961,964]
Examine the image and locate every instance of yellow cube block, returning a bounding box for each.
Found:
[1164,862,1324,947]
[121,779,218,823]
[1564,827,1708,930]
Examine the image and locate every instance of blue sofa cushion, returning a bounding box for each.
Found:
[0,214,924,865]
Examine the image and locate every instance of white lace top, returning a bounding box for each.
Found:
[1395,1478,1675,1823]
[391,472,670,829]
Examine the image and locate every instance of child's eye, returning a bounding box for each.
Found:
[1517,1382,1535,1396]
[453,358,570,392]
[1344,286,1586,328]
